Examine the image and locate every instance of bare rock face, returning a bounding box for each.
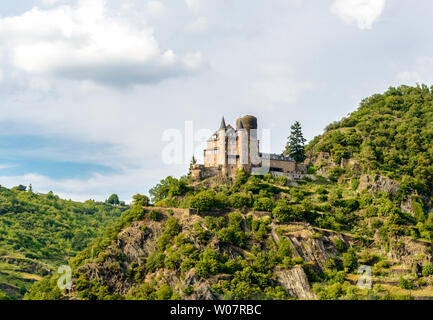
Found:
[78,220,164,295]
[116,221,160,265]
[270,223,340,272]
[180,269,219,300]
[359,174,400,196]
[275,266,317,300]
[400,197,415,215]
[284,226,341,271]
[388,237,433,266]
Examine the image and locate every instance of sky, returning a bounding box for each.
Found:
[0,0,432,202]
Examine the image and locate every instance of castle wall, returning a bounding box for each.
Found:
[267,159,308,174]
[192,165,221,180]
[271,171,305,180]
[269,159,297,173]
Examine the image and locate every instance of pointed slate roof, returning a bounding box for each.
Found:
[219,117,227,130]
[238,119,244,129]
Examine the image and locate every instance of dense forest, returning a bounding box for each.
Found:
[0,185,126,299]
[17,85,433,300]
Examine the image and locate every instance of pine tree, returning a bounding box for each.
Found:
[284,121,306,162]
[188,156,197,177]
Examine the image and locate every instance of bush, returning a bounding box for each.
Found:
[165,217,182,237]
[290,188,305,202]
[156,284,173,300]
[190,190,217,213]
[277,238,293,259]
[204,216,227,231]
[195,249,228,278]
[149,210,162,221]
[253,197,274,212]
[333,238,347,252]
[146,251,166,273]
[272,200,302,222]
[229,193,252,209]
[399,277,414,290]
[194,223,212,242]
[318,195,328,202]
[342,249,358,272]
[422,262,433,277]
[149,176,189,203]
[316,186,329,195]
[351,178,360,191]
[328,167,346,182]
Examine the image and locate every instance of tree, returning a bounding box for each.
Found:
[106,194,120,205]
[149,176,189,203]
[132,194,150,207]
[284,121,306,162]
[14,185,27,192]
[188,156,197,178]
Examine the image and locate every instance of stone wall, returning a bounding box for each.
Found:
[271,171,305,180]
[191,164,221,180]
[268,159,307,174]
[143,206,197,217]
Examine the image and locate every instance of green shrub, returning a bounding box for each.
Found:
[422,262,433,277]
[146,251,166,273]
[149,210,162,221]
[342,249,358,272]
[399,277,414,290]
[156,284,173,300]
[229,193,252,209]
[253,197,274,212]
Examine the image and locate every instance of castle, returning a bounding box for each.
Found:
[191,115,307,180]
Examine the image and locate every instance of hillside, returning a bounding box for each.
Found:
[307,84,433,197]
[0,185,126,299]
[26,85,433,300]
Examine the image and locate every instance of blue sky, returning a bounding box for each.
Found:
[0,0,432,202]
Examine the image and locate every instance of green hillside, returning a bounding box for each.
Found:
[307,84,433,197]
[25,85,433,300]
[0,185,126,299]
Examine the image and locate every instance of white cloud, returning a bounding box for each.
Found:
[185,16,208,33]
[185,0,201,14]
[397,71,421,83]
[0,0,204,87]
[0,167,168,202]
[0,163,18,170]
[251,64,313,106]
[40,0,66,5]
[331,0,386,29]
[397,56,433,85]
[145,1,166,17]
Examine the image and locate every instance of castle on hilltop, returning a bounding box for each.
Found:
[191,115,307,180]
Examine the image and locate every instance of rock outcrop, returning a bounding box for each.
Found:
[387,237,433,266]
[275,266,317,300]
[358,174,400,196]
[180,269,219,300]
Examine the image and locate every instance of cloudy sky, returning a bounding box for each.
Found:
[0,0,432,202]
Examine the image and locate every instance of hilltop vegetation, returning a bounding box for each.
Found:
[25,85,433,300]
[0,185,126,300]
[308,84,433,197]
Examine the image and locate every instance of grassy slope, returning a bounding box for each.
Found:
[0,186,126,299]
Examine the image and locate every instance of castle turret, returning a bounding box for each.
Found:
[217,117,228,174]
[236,115,259,171]
[219,117,226,130]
